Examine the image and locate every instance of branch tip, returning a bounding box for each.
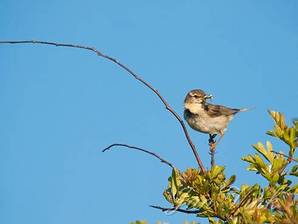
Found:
[102,143,175,169]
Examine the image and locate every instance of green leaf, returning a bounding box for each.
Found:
[270,173,279,185]
[130,221,147,224]
[175,191,189,206]
[266,141,275,162]
[163,189,174,204]
[223,175,236,190]
[290,128,296,144]
[271,156,287,173]
[290,165,298,177]
[186,196,201,209]
[268,110,286,130]
[253,141,274,163]
[254,154,268,172]
[263,186,273,200]
[210,165,225,179]
[170,168,181,198]
[242,155,255,163]
[247,164,258,172]
[242,153,271,179]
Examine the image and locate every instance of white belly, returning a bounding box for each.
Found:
[185,111,231,134]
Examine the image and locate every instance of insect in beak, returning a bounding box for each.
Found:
[204,94,213,100]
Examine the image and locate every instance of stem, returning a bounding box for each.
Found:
[103,143,175,169]
[150,205,199,214]
[0,40,206,173]
[209,134,216,167]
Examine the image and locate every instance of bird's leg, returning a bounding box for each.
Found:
[208,134,216,143]
[208,134,216,148]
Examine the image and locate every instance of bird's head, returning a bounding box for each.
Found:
[184,89,213,105]
[184,89,213,114]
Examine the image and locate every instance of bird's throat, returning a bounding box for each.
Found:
[184,102,204,114]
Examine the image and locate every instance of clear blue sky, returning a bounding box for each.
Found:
[1,1,298,224]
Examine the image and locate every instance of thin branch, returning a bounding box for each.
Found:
[0,40,206,173]
[150,205,227,221]
[272,150,298,163]
[150,205,199,214]
[102,143,175,169]
[209,135,216,167]
[210,146,215,168]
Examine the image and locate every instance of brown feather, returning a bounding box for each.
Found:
[204,103,240,117]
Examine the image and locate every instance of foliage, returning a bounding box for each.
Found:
[158,111,297,223]
[130,221,198,224]
[130,221,148,224]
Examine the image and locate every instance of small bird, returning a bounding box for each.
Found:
[184,89,247,148]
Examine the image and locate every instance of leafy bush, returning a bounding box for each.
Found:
[134,111,297,224]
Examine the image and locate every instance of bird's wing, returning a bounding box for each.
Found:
[205,103,240,117]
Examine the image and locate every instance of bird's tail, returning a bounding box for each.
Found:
[239,107,255,112]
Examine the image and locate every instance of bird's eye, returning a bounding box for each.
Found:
[194,95,199,98]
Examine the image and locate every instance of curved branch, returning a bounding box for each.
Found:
[150,205,199,214]
[151,205,227,221]
[0,40,206,173]
[103,143,175,169]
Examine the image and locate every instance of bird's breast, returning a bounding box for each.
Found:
[184,110,211,133]
[184,109,230,134]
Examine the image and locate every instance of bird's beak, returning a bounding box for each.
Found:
[204,94,213,100]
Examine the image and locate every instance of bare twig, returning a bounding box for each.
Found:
[150,205,199,214]
[272,150,298,163]
[0,40,206,173]
[102,143,174,169]
[150,205,227,221]
[208,135,216,167]
[210,146,215,168]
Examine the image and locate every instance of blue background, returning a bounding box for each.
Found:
[1,1,298,223]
